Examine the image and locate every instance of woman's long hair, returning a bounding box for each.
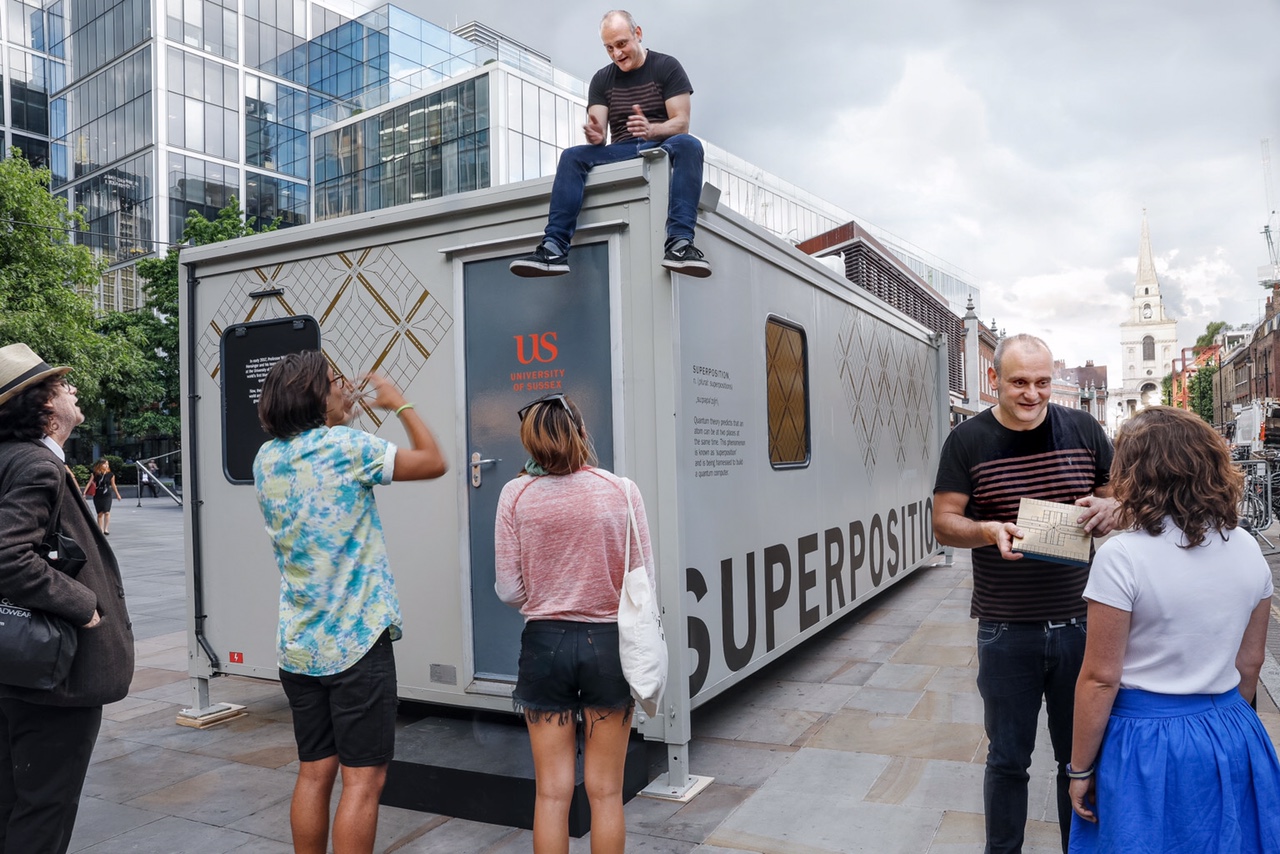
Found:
[520,395,596,475]
[1110,406,1241,548]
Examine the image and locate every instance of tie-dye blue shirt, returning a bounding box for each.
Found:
[253,425,400,676]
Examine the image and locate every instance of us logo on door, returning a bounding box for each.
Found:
[514,332,559,364]
[511,332,566,392]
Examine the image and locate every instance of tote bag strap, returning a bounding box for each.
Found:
[621,477,646,572]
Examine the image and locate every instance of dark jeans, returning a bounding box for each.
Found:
[976,619,1086,854]
[543,134,704,253]
[0,699,102,854]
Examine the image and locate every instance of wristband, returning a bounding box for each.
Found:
[1065,763,1094,779]
[394,403,415,416]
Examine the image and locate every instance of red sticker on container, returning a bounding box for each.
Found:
[229,651,244,663]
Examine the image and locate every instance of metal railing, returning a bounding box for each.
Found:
[133,449,182,507]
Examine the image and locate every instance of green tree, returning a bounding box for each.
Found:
[1189,363,1217,424]
[133,199,275,439]
[0,153,154,429]
[1194,321,1227,352]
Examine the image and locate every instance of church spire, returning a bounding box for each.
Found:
[1135,208,1160,295]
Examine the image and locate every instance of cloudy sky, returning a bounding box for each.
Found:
[406,0,1280,375]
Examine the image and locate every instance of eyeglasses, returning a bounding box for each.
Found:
[517,393,573,423]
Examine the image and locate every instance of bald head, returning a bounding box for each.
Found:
[600,9,638,35]
[992,333,1051,378]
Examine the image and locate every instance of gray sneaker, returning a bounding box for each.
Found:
[662,239,711,277]
[510,242,570,277]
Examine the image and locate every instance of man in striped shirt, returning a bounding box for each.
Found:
[510,10,711,279]
[933,333,1119,854]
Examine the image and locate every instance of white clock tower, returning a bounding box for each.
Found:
[1114,212,1178,432]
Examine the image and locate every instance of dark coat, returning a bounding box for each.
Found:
[0,440,134,706]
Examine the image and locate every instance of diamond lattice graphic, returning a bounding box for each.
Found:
[200,246,452,431]
[834,307,937,477]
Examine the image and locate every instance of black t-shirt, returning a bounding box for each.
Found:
[933,404,1113,621]
[588,50,693,144]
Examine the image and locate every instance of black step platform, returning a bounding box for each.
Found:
[381,712,652,837]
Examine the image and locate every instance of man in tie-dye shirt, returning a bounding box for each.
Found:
[253,350,447,854]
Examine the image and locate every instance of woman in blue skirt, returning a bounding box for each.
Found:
[1068,406,1280,853]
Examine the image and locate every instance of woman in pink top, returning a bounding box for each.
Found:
[494,392,654,854]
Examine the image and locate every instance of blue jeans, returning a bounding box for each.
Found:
[543,134,704,253]
[976,619,1086,854]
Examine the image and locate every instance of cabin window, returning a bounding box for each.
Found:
[765,317,810,467]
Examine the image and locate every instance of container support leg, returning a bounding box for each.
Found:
[639,741,714,803]
[176,676,243,726]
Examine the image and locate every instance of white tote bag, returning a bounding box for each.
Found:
[617,480,667,718]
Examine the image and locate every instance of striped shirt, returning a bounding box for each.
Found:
[588,51,693,144]
[934,405,1113,621]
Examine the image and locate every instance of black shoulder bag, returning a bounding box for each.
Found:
[0,471,85,689]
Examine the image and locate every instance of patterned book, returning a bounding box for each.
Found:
[1011,498,1092,567]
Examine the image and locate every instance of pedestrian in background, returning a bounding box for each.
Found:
[253,351,447,854]
[86,459,121,534]
[0,343,134,854]
[1069,406,1280,852]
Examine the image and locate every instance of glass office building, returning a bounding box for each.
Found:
[0,1,569,312]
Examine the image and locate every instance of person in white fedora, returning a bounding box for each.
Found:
[0,343,134,854]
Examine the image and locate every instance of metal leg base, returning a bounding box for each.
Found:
[639,773,715,803]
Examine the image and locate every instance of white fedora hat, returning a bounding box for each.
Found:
[0,343,71,408]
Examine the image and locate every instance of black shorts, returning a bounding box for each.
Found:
[512,620,633,723]
[279,630,397,766]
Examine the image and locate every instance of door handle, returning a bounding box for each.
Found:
[470,452,501,488]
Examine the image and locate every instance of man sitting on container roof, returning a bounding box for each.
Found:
[509,9,712,279]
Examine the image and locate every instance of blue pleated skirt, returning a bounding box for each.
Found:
[1069,687,1280,853]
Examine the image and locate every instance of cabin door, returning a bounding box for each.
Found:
[463,243,614,681]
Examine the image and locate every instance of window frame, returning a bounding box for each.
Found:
[765,314,811,470]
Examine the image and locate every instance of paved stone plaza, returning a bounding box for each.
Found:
[65,497,1280,852]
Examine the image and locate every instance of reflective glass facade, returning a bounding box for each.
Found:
[73,149,152,264]
[244,0,305,72]
[167,150,238,241]
[65,0,149,80]
[314,73,489,219]
[314,65,587,221]
[245,73,315,179]
[56,46,151,180]
[165,46,237,160]
[504,72,584,184]
[166,0,236,60]
[245,170,306,227]
[9,47,59,133]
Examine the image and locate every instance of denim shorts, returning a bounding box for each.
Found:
[512,620,633,725]
[279,630,397,766]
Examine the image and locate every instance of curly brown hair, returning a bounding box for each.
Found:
[0,376,62,442]
[1110,406,1241,548]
